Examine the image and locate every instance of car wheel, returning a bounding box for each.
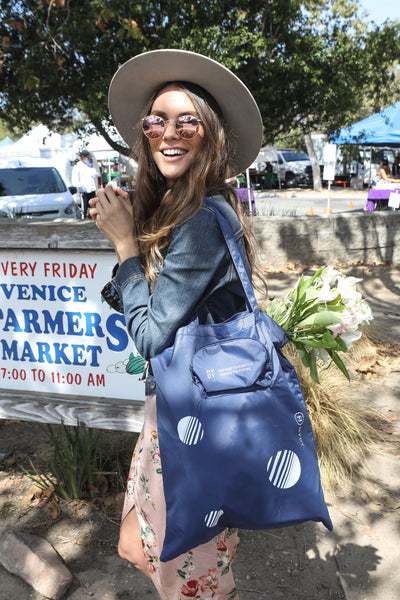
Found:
[285,172,297,188]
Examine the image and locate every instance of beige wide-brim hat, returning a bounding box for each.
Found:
[108,49,263,175]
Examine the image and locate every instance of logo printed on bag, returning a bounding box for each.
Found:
[217,361,252,377]
[267,450,301,489]
[206,368,215,379]
[295,412,305,446]
[204,509,224,528]
[177,416,204,445]
[294,412,304,425]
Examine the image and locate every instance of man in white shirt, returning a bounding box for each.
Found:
[71,150,98,218]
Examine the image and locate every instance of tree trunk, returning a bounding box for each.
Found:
[304,130,322,191]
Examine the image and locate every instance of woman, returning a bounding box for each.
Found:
[392,155,400,179]
[90,49,263,599]
[375,158,399,189]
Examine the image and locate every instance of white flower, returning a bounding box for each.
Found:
[317,282,338,303]
[336,276,362,304]
[341,329,363,348]
[340,308,356,328]
[319,266,340,285]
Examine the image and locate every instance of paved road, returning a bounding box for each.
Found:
[253,187,369,217]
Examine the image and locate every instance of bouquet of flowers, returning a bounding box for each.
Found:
[265,266,373,383]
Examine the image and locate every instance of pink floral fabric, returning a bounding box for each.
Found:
[121,393,239,600]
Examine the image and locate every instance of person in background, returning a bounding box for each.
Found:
[392,155,400,179]
[71,149,98,218]
[264,162,277,189]
[236,172,246,187]
[89,48,263,600]
[375,158,399,189]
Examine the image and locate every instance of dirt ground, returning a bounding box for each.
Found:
[0,264,399,600]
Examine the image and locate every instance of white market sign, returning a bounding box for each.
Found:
[0,250,146,403]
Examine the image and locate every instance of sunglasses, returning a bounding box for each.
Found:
[142,114,202,140]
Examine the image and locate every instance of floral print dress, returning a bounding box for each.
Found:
[121,392,239,600]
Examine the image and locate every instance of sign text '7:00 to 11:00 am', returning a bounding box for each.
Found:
[1,367,105,387]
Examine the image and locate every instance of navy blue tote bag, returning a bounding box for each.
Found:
[151,197,332,562]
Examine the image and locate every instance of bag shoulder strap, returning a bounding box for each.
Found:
[205,196,259,313]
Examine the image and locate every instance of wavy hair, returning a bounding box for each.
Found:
[130,81,261,289]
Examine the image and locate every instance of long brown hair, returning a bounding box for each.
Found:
[130,81,260,288]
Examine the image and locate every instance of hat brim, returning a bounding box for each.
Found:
[108,49,263,175]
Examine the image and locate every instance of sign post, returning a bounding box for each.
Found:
[323,144,337,216]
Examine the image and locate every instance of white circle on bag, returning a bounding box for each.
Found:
[267,450,301,489]
[204,509,224,528]
[177,416,204,445]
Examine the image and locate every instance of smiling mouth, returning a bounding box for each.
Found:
[162,148,187,156]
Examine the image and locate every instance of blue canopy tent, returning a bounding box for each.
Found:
[333,101,400,146]
[0,136,14,148]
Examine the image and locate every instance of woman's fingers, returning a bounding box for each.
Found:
[95,185,131,214]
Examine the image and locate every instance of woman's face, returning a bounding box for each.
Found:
[146,84,205,185]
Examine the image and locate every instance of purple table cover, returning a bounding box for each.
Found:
[366,188,400,211]
[235,188,256,215]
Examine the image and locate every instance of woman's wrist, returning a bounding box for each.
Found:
[115,239,140,264]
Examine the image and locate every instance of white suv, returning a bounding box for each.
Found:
[0,161,79,219]
[275,149,312,187]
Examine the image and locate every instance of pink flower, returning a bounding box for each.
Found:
[181,580,199,597]
[217,540,227,552]
[329,323,347,339]
[200,568,218,593]
[144,551,157,574]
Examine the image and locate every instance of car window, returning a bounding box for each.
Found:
[0,167,67,196]
[281,151,308,162]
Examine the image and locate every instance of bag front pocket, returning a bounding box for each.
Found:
[192,338,269,393]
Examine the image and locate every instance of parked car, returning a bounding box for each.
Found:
[0,161,80,219]
[275,149,313,187]
[252,148,313,188]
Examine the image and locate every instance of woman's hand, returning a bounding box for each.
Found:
[89,185,139,264]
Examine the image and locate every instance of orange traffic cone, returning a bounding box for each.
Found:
[283,192,287,200]
[308,206,314,216]
[349,200,354,209]
[323,208,327,215]
[329,207,333,214]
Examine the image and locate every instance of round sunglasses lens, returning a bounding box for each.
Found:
[177,116,199,139]
[142,116,164,139]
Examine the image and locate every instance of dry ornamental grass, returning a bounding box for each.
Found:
[284,332,395,494]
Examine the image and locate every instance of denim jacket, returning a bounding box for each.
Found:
[101,194,250,360]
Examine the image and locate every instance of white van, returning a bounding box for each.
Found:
[0,159,80,219]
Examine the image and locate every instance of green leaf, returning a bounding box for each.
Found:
[303,267,326,290]
[295,343,311,368]
[177,569,187,579]
[308,349,320,383]
[329,351,351,381]
[313,311,343,327]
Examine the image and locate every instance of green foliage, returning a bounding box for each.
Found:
[0,0,399,151]
[0,119,20,142]
[22,421,114,500]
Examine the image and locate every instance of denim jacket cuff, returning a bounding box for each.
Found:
[101,256,145,313]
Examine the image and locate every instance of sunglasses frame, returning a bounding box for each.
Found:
[141,114,202,140]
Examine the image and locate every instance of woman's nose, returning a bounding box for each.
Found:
[163,121,179,139]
